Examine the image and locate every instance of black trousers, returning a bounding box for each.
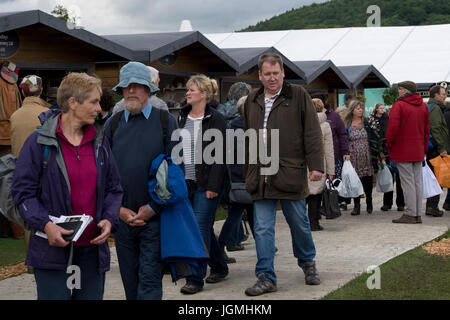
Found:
[383,170,405,207]
[426,158,441,208]
[307,193,322,227]
[353,175,373,205]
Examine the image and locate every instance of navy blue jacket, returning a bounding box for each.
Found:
[11,109,123,273]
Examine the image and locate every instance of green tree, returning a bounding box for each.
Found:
[382,86,399,106]
[51,4,77,25]
[238,0,450,32]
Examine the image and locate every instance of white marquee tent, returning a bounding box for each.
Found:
[205,24,450,85]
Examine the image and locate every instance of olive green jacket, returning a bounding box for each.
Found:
[428,98,450,155]
[244,82,324,201]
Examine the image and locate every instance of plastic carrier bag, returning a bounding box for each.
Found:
[422,160,443,199]
[339,160,364,198]
[376,161,393,193]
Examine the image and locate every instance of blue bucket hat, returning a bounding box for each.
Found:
[113,61,159,93]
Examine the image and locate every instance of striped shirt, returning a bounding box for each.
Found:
[263,88,282,143]
[183,115,203,180]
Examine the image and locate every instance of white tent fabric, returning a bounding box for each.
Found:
[205,24,450,84]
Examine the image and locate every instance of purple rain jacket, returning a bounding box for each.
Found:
[325,105,349,161]
[11,109,123,273]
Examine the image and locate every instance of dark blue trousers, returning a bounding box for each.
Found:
[185,180,228,288]
[34,245,105,300]
[115,217,163,300]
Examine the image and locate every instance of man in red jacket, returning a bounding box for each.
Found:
[386,81,429,224]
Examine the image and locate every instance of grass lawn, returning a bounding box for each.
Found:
[0,238,26,267]
[323,229,450,300]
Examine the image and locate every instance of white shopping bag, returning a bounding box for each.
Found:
[376,161,393,193]
[422,161,443,199]
[339,160,364,198]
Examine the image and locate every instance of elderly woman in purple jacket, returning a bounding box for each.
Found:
[313,94,350,207]
[11,73,123,300]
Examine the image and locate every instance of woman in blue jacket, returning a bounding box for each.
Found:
[11,73,123,300]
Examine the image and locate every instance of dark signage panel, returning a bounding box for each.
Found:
[0,31,19,58]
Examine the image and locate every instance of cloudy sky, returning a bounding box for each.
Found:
[0,0,330,35]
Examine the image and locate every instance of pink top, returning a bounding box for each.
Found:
[56,115,98,246]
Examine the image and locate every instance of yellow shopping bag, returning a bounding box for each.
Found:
[429,155,450,188]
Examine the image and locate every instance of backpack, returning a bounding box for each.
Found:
[0,145,51,230]
[108,109,169,150]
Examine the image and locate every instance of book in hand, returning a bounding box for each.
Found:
[56,221,83,241]
[35,214,93,242]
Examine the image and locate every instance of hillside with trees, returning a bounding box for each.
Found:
[240,0,450,31]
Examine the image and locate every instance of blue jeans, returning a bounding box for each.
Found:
[115,217,163,300]
[253,199,316,285]
[219,204,245,248]
[186,180,228,288]
[34,246,105,300]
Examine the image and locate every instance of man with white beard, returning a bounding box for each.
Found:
[104,61,178,300]
[112,66,168,114]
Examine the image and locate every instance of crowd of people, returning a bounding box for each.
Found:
[1,53,449,300]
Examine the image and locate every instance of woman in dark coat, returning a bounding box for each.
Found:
[177,74,229,294]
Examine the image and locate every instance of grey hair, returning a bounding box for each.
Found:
[147,66,159,83]
[237,95,247,116]
[228,82,252,102]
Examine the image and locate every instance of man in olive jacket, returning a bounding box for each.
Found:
[426,85,449,217]
[243,53,324,296]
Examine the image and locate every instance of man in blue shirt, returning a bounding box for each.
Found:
[104,62,178,300]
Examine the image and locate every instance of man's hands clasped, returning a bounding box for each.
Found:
[119,205,156,227]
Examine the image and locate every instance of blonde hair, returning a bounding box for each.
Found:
[344,100,364,129]
[335,106,347,122]
[186,74,215,102]
[312,98,324,112]
[209,78,219,100]
[57,73,102,113]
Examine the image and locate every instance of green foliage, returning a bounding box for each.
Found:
[239,0,450,32]
[382,86,399,106]
[51,4,69,21]
[51,4,77,25]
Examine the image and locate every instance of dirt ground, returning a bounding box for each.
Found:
[422,238,450,256]
[0,262,27,280]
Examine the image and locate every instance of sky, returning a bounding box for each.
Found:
[0,0,330,35]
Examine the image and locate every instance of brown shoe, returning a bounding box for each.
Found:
[392,214,418,224]
[415,216,422,224]
[425,207,444,217]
